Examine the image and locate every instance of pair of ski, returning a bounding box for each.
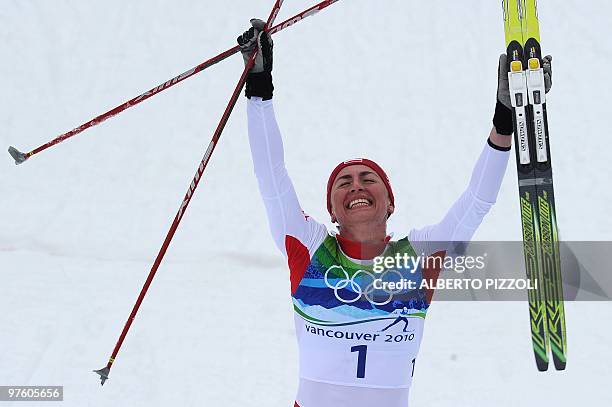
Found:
[502,0,567,371]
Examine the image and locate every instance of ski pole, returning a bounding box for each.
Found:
[8,0,340,166]
[93,0,286,386]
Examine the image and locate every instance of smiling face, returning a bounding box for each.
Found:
[329,164,394,227]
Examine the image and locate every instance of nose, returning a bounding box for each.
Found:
[349,179,364,192]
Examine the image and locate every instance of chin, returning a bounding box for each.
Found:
[340,212,381,224]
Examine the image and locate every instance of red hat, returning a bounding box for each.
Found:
[326,158,394,217]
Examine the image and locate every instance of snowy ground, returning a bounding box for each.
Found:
[1,0,611,406]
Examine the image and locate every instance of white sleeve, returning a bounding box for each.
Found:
[408,141,510,256]
[247,97,327,257]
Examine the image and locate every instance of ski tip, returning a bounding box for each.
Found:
[535,360,549,372]
[8,146,28,165]
[553,360,566,371]
[93,367,110,386]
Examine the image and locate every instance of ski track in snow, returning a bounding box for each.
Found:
[1,1,611,406]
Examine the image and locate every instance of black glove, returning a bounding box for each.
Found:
[237,19,274,100]
[493,54,553,136]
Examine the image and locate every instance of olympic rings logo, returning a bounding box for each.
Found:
[324,265,405,306]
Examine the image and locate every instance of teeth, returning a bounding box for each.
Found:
[348,198,371,209]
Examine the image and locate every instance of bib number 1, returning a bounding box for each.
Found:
[350,345,416,379]
[350,345,367,378]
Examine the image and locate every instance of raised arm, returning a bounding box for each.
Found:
[240,20,327,257]
[247,98,327,255]
[408,138,510,256]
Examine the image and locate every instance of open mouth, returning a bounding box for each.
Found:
[346,198,373,209]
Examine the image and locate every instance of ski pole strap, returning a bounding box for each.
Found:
[492,99,514,136]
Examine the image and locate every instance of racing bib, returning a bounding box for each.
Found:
[296,314,424,387]
[291,236,430,388]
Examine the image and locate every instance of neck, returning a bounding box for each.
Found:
[337,222,389,260]
[339,223,387,244]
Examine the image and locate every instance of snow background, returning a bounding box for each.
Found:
[1,0,611,405]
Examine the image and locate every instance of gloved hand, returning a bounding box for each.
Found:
[237,19,274,100]
[493,54,553,136]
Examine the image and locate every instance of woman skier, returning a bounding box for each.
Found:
[238,19,550,407]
